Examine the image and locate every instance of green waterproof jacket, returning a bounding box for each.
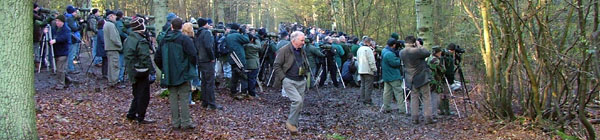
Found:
[155,30,198,87]
[381,47,403,82]
[332,43,345,67]
[244,39,262,70]
[115,19,128,42]
[123,31,153,83]
[304,44,325,70]
[351,44,360,57]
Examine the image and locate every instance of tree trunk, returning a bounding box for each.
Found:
[415,0,433,49]
[0,0,38,139]
[153,0,168,34]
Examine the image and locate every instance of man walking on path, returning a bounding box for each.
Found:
[273,31,310,134]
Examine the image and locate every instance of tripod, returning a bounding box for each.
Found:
[38,24,56,73]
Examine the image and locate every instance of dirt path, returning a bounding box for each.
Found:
[34,53,552,139]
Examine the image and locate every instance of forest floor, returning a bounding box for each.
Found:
[33,52,572,139]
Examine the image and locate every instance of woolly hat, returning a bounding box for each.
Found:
[91,8,99,15]
[197,18,208,27]
[166,13,176,21]
[279,30,288,37]
[229,23,240,30]
[387,38,397,46]
[66,5,77,14]
[129,17,146,32]
[56,15,66,22]
[206,18,213,25]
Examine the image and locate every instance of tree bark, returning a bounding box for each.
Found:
[0,0,38,139]
[415,0,434,49]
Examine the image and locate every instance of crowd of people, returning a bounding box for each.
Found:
[33,4,465,134]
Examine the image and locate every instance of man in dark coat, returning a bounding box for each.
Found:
[194,18,222,110]
[225,23,250,99]
[50,15,72,90]
[399,36,433,124]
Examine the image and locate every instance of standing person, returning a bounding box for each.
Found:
[96,19,108,77]
[273,31,310,134]
[182,22,198,105]
[115,10,128,83]
[103,11,124,88]
[225,23,250,100]
[400,36,433,124]
[276,31,290,51]
[155,18,198,130]
[87,9,102,65]
[123,17,155,124]
[194,18,222,109]
[428,46,450,115]
[317,37,340,88]
[381,39,405,113]
[65,5,81,74]
[244,34,261,98]
[356,38,377,105]
[303,38,325,88]
[50,15,72,90]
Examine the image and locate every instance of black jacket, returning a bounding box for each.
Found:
[194,27,215,62]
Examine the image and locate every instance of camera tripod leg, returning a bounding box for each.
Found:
[38,37,46,73]
[333,61,346,88]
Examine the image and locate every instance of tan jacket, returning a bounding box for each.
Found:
[357,46,377,75]
[103,21,122,52]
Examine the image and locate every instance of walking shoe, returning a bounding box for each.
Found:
[137,119,156,124]
[285,122,298,134]
[181,124,196,130]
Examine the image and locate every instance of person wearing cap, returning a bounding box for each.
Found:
[276,31,290,51]
[357,37,377,105]
[194,18,222,109]
[162,13,177,32]
[381,38,406,114]
[155,18,198,130]
[65,5,82,74]
[225,23,250,100]
[49,15,72,90]
[444,43,458,85]
[123,17,156,124]
[88,8,103,66]
[399,36,432,124]
[428,46,450,116]
[103,10,124,88]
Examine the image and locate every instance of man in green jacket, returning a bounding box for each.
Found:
[381,39,405,114]
[155,18,198,130]
[303,38,325,88]
[123,17,155,124]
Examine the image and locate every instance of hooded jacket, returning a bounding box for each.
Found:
[155,30,198,86]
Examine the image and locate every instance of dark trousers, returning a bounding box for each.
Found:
[101,56,108,77]
[230,67,248,94]
[318,64,339,87]
[199,62,217,106]
[246,69,259,96]
[127,71,150,121]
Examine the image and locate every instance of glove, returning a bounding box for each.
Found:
[149,73,156,84]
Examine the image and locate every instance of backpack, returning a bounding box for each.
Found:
[216,35,230,57]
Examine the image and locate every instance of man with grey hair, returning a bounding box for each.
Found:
[273,31,310,134]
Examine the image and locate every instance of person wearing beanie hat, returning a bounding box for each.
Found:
[224,22,250,100]
[64,5,82,74]
[391,32,399,40]
[122,15,156,124]
[206,18,213,26]
[49,14,72,89]
[194,17,221,110]
[381,36,405,114]
[427,45,450,116]
[276,30,290,51]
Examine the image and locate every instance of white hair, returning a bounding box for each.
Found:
[290,31,305,41]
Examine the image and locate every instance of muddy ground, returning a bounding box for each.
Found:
[34,52,557,139]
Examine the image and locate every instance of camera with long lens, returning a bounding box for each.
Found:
[319,44,332,50]
[38,7,52,14]
[266,32,279,38]
[454,45,465,54]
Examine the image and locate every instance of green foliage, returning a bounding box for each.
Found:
[326,133,347,140]
[555,130,579,140]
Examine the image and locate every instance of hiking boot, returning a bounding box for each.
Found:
[286,122,298,134]
[181,124,196,130]
[137,119,156,124]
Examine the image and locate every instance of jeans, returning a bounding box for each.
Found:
[91,35,102,64]
[119,53,125,82]
[191,66,202,87]
[246,69,259,96]
[67,43,80,72]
